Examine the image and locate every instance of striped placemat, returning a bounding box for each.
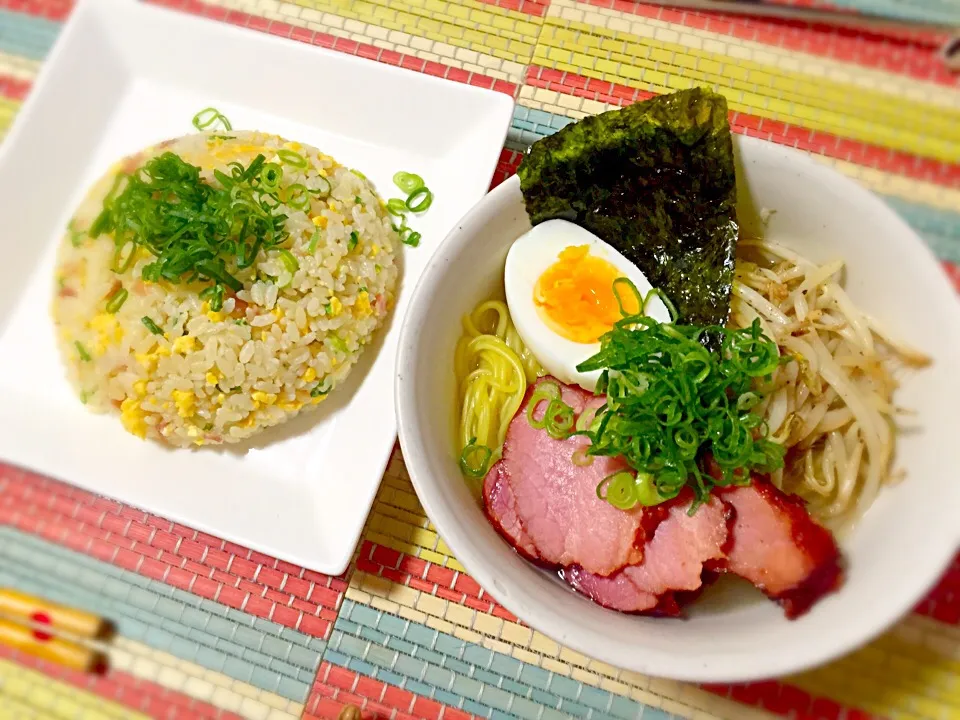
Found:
[1,1,959,719]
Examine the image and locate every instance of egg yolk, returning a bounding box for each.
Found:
[533,245,641,344]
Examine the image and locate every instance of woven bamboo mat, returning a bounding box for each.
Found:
[1,0,959,718]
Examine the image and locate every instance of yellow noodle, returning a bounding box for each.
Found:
[455,299,543,486]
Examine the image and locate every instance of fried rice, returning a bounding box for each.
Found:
[51,130,400,447]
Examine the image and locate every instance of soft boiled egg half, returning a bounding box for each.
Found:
[505,219,670,392]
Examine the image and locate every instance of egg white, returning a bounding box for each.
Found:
[504,219,670,392]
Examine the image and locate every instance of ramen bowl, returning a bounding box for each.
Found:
[394,136,960,682]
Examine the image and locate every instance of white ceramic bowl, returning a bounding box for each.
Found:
[395,136,960,683]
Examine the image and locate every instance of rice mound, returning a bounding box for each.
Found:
[52,131,400,447]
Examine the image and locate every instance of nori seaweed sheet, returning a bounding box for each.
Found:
[518,87,738,327]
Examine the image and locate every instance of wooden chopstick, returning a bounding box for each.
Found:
[0,616,106,673]
[0,589,109,673]
[0,588,106,640]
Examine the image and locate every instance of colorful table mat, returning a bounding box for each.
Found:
[2,0,960,718]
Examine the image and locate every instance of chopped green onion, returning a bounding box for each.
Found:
[634,473,666,507]
[141,316,164,335]
[544,399,575,439]
[525,382,562,430]
[238,154,265,181]
[74,341,91,362]
[91,151,291,298]
[89,209,110,238]
[405,187,433,213]
[347,231,359,251]
[192,107,232,131]
[527,406,546,430]
[354,195,363,206]
[112,240,136,273]
[393,221,419,247]
[672,426,699,457]
[578,308,784,510]
[196,260,242,292]
[277,149,308,168]
[393,171,425,194]
[386,198,407,217]
[536,381,562,399]
[278,249,299,274]
[69,224,85,248]
[260,193,281,211]
[312,176,332,198]
[643,287,678,322]
[329,336,347,353]
[308,228,321,254]
[350,169,368,181]
[105,287,129,314]
[260,163,283,192]
[459,438,493,479]
[310,382,330,398]
[237,234,265,271]
[285,183,311,211]
[575,406,600,434]
[199,284,225,312]
[612,277,643,317]
[90,174,126,241]
[571,447,594,467]
[726,326,780,377]
[597,472,638,510]
[682,353,711,384]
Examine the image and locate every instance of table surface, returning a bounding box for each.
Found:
[1,1,959,719]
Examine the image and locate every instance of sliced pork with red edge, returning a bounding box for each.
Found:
[482,378,844,620]
[563,493,731,613]
[483,460,538,562]
[718,479,843,618]
[482,378,646,577]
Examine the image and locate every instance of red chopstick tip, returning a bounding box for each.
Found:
[29,611,53,641]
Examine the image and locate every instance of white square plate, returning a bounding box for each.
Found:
[0,0,513,574]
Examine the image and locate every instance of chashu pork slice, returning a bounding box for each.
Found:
[482,378,646,577]
[718,479,843,618]
[563,493,731,613]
